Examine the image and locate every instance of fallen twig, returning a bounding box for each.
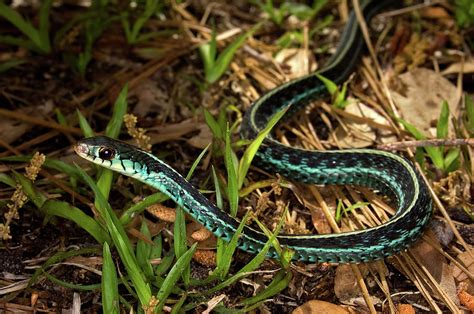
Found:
[377,138,474,151]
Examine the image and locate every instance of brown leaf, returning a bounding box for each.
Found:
[334,264,366,301]
[292,300,350,314]
[390,68,459,135]
[397,303,416,314]
[451,251,474,287]
[441,58,474,75]
[411,231,459,305]
[274,48,316,79]
[186,123,213,149]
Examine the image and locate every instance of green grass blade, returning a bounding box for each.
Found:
[444,148,460,172]
[240,270,292,306]
[204,209,285,294]
[170,293,187,314]
[155,243,197,313]
[224,125,239,216]
[97,84,129,201]
[105,84,128,138]
[77,109,95,138]
[0,59,26,73]
[130,0,159,43]
[199,29,217,82]
[155,248,175,277]
[120,192,168,225]
[238,106,288,189]
[43,271,101,291]
[137,222,154,278]
[0,156,82,179]
[316,73,337,95]
[206,25,259,84]
[204,108,223,140]
[38,0,52,53]
[465,95,474,134]
[75,165,152,305]
[102,242,119,314]
[0,3,41,50]
[186,143,210,180]
[214,211,251,279]
[397,118,445,170]
[174,206,190,285]
[0,173,16,187]
[42,200,110,244]
[437,101,450,139]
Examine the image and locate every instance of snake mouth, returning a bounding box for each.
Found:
[74,143,89,158]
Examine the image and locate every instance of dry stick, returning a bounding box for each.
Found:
[307,186,377,314]
[407,251,460,313]
[368,264,396,313]
[352,1,440,311]
[378,138,474,151]
[0,130,58,158]
[40,169,90,206]
[397,254,444,313]
[0,108,83,135]
[352,0,474,263]
[422,235,474,281]
[0,138,21,155]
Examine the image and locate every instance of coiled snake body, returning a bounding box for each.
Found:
[75,0,432,263]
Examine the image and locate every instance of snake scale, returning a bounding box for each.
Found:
[75,0,432,263]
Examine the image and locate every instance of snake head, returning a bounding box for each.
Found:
[74,136,121,164]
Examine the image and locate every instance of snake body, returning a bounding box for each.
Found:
[74,0,432,263]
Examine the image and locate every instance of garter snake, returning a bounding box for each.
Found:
[74,0,432,263]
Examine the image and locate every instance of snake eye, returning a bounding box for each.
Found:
[98,147,115,160]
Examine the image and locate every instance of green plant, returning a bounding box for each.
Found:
[252,0,328,25]
[199,24,259,84]
[276,15,333,49]
[1,86,296,311]
[121,0,162,44]
[398,101,460,174]
[0,59,26,73]
[454,0,474,28]
[463,95,474,136]
[316,73,349,109]
[335,200,369,223]
[0,0,52,54]
[58,0,114,76]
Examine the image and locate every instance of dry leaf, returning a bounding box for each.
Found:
[133,80,173,120]
[0,101,53,144]
[411,231,459,305]
[148,118,201,145]
[186,123,213,149]
[334,264,366,301]
[441,58,474,75]
[452,251,474,289]
[292,300,350,314]
[275,48,316,79]
[390,68,458,136]
[202,294,226,314]
[334,101,395,148]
